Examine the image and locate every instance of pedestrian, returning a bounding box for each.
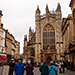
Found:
[61,60,65,73]
[14,58,25,75]
[58,61,62,73]
[39,61,49,75]
[9,59,15,75]
[49,61,58,75]
[26,60,34,75]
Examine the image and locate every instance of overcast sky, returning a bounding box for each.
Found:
[0,0,71,54]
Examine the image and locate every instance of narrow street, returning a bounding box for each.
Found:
[13,67,75,75]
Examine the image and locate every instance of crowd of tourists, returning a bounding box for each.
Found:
[8,58,66,75]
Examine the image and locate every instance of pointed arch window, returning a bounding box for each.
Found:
[43,25,55,50]
[30,48,35,57]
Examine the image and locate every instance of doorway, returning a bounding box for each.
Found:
[46,57,52,64]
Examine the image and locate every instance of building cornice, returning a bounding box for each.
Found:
[69,0,75,9]
[62,17,72,31]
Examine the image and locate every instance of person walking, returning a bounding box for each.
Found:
[49,61,58,75]
[14,58,25,75]
[39,61,49,75]
[58,61,62,73]
[9,59,15,75]
[61,60,65,73]
[26,60,34,75]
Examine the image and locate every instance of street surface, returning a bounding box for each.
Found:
[13,67,75,75]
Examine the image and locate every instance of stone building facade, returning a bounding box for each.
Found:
[5,30,20,60]
[62,14,73,62]
[23,3,63,63]
[62,0,75,69]
[0,10,6,56]
[0,10,20,60]
[69,0,75,69]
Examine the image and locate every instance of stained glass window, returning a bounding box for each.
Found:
[43,25,55,50]
[30,49,35,56]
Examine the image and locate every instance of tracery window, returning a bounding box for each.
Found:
[43,25,55,50]
[30,49,35,57]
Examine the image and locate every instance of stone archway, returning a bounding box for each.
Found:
[46,56,52,64]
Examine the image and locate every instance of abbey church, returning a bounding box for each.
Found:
[23,3,64,63]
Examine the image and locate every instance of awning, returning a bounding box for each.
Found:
[0,55,8,60]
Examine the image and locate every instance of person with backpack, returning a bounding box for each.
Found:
[49,61,58,75]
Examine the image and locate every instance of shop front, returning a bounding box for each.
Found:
[70,44,75,70]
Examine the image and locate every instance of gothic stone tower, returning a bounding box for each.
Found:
[23,3,63,63]
[35,3,63,62]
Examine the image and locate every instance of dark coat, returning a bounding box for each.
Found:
[26,64,34,75]
[9,62,15,75]
[39,64,49,75]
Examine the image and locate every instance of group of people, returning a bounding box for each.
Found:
[9,58,65,75]
[39,60,65,75]
[39,61,58,75]
[57,60,65,73]
[9,58,34,75]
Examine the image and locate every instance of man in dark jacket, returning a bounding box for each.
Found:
[39,61,49,75]
[9,59,15,75]
[14,58,25,75]
[26,60,34,75]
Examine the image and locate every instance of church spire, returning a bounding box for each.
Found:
[24,34,27,41]
[56,3,62,20]
[46,4,49,14]
[36,5,40,13]
[56,3,61,12]
[35,5,41,21]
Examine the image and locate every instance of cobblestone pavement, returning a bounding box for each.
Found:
[13,67,75,75]
[33,67,75,75]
